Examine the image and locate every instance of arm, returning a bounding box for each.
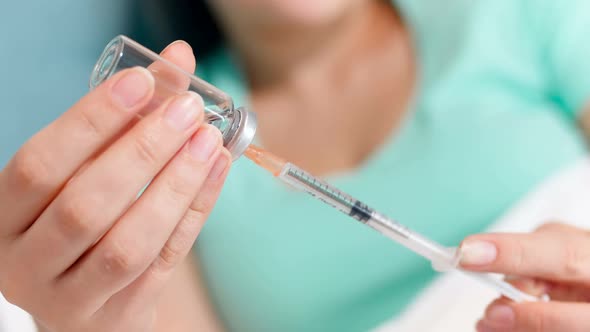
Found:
[580,105,590,141]
[154,258,224,332]
[529,0,590,126]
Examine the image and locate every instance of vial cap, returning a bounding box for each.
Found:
[226,107,257,160]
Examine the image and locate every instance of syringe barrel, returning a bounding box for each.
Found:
[89,35,256,159]
[367,212,459,270]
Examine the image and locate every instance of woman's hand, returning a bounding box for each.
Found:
[0,41,231,332]
[460,223,590,332]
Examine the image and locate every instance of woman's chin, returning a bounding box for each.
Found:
[216,0,363,28]
[268,1,352,26]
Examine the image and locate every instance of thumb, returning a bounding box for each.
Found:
[479,300,590,332]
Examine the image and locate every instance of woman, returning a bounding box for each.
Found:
[0,0,589,331]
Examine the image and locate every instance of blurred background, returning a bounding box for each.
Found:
[0,1,136,166]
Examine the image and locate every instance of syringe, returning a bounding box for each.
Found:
[245,145,540,303]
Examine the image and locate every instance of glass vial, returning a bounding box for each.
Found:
[90,35,257,160]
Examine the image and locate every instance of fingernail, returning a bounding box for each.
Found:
[164,92,203,131]
[189,126,220,162]
[460,240,498,266]
[162,40,192,54]
[208,154,230,180]
[111,68,154,109]
[485,305,515,329]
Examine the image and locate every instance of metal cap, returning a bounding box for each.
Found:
[225,107,257,160]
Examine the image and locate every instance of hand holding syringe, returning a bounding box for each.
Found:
[245,145,542,303]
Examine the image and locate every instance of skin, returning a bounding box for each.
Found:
[0,42,231,332]
[461,223,590,332]
[1,1,589,331]
[209,0,415,174]
[581,108,590,141]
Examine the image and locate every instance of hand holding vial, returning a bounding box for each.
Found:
[0,41,231,332]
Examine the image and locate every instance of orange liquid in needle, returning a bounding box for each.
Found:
[244,145,287,176]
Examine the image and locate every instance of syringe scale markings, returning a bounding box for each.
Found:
[286,168,355,207]
[286,165,409,235]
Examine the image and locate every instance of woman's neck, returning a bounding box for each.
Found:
[212,1,415,174]
[214,1,402,89]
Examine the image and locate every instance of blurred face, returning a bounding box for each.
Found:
[209,0,368,28]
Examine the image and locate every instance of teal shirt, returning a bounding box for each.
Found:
[195,0,590,330]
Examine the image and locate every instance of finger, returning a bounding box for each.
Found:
[15,92,204,280]
[160,40,196,74]
[146,41,197,115]
[544,282,590,302]
[477,299,590,332]
[61,126,224,311]
[459,225,590,285]
[98,41,197,149]
[504,276,590,304]
[78,41,199,181]
[504,277,550,298]
[0,67,155,236]
[102,150,231,315]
